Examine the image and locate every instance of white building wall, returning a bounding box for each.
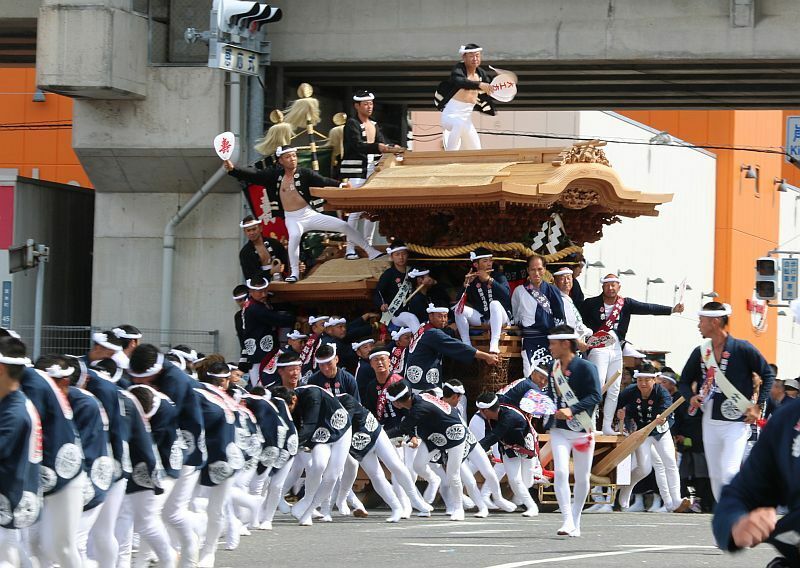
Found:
[776,191,800,377]
[412,109,717,370]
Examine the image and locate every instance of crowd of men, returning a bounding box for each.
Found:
[0,43,797,568]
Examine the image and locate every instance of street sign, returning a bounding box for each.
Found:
[782,257,799,301]
[787,116,800,164]
[1,281,10,329]
[214,43,260,76]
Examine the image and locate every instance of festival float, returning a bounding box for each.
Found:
[236,84,675,502]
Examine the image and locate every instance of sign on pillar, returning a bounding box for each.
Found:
[786,116,800,164]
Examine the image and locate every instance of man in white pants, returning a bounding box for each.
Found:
[434,44,496,150]
[579,274,682,434]
[679,302,774,500]
[616,366,690,513]
[225,146,384,282]
[455,248,511,354]
[340,90,404,259]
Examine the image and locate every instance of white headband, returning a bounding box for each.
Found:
[315,344,337,364]
[309,315,329,325]
[633,371,659,379]
[246,279,269,291]
[169,348,198,363]
[385,385,409,402]
[45,364,74,379]
[547,333,579,340]
[276,358,302,368]
[407,268,429,279]
[112,327,142,340]
[232,292,249,301]
[532,365,549,376]
[351,338,375,351]
[324,317,347,328]
[553,268,572,277]
[287,330,308,340]
[207,371,231,379]
[386,245,408,254]
[0,328,20,339]
[697,303,732,318]
[476,395,499,409]
[600,276,621,283]
[391,327,412,341]
[275,146,297,157]
[239,218,261,229]
[353,92,375,102]
[443,382,465,395]
[128,353,165,378]
[459,45,483,54]
[659,374,677,385]
[128,384,162,418]
[469,251,492,262]
[427,303,449,314]
[368,350,390,360]
[92,332,123,352]
[0,353,32,366]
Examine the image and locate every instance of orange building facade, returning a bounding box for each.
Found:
[0,67,91,187]
[620,110,800,361]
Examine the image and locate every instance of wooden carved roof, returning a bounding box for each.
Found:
[312,141,672,247]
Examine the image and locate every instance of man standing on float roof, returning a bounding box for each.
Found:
[579,273,683,435]
[434,43,496,151]
[679,301,773,501]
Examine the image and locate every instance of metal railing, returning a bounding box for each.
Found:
[12,325,220,357]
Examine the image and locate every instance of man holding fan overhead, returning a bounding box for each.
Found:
[434,43,496,151]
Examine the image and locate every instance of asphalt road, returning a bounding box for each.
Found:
[217,510,777,568]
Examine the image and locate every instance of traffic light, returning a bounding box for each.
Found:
[755,256,779,300]
[217,1,282,36]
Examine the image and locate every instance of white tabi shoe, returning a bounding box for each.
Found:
[450,508,465,521]
[625,494,646,512]
[474,506,489,518]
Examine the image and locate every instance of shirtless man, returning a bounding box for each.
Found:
[435,43,496,151]
[225,146,383,282]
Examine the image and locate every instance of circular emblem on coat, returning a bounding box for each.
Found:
[405,365,423,384]
[351,432,372,451]
[655,421,670,434]
[114,459,122,480]
[286,433,299,456]
[428,433,447,447]
[244,338,256,356]
[721,399,743,420]
[445,424,466,441]
[132,462,154,489]
[180,430,195,454]
[235,428,249,450]
[226,442,245,470]
[82,478,95,506]
[364,414,379,432]
[524,433,536,450]
[330,408,349,430]
[198,432,208,458]
[13,491,40,529]
[40,466,57,493]
[0,494,12,526]
[466,430,477,445]
[274,449,290,469]
[259,335,274,353]
[566,417,584,432]
[55,443,83,480]
[260,446,279,468]
[90,456,114,491]
[428,449,442,463]
[425,368,440,385]
[248,434,262,457]
[208,461,233,485]
[170,441,184,470]
[312,427,331,443]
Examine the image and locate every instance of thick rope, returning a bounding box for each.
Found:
[406,242,583,263]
